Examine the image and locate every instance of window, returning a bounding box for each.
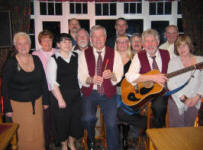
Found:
[177,1,182,14]
[151,21,169,44]
[96,19,143,39]
[30,0,34,15]
[149,1,171,15]
[177,18,184,34]
[95,3,116,16]
[29,19,35,50]
[43,21,61,47]
[124,1,142,14]
[70,3,88,14]
[40,1,62,15]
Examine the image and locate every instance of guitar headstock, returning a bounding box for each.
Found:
[195,62,203,70]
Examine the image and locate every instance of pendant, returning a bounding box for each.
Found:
[17,64,21,71]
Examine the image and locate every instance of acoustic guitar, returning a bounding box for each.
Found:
[121,62,203,110]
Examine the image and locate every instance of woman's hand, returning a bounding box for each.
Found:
[58,100,66,108]
[6,112,13,117]
[184,96,200,107]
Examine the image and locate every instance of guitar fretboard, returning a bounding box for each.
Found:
[166,62,203,78]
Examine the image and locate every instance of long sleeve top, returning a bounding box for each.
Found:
[159,41,176,59]
[125,50,163,86]
[78,47,124,89]
[167,56,203,115]
[2,55,49,113]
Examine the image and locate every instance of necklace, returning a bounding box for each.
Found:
[16,54,34,72]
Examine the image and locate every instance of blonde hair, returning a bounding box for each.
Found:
[13,32,31,46]
[115,35,132,59]
[174,35,194,55]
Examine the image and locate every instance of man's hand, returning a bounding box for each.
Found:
[93,75,103,85]
[103,69,113,79]
[151,74,168,86]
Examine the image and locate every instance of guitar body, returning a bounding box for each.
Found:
[121,70,164,109]
[121,62,203,110]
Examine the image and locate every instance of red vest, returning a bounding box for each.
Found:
[138,49,170,74]
[81,47,116,98]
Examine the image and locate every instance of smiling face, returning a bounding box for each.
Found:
[165,26,179,44]
[177,42,190,57]
[116,36,130,52]
[57,39,73,53]
[40,36,53,52]
[69,19,80,34]
[142,35,159,56]
[15,35,30,55]
[76,29,89,49]
[91,28,106,50]
[131,36,142,53]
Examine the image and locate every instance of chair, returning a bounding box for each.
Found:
[0,112,3,123]
[137,102,169,150]
[82,106,107,150]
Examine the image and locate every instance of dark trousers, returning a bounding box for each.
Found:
[117,95,147,129]
[82,91,120,150]
[151,95,169,128]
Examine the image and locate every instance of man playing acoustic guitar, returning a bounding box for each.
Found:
[125,29,170,128]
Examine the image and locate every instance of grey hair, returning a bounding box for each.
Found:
[13,32,31,46]
[142,29,160,42]
[90,25,107,37]
[165,25,179,33]
[76,28,89,39]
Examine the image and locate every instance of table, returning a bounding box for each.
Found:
[146,126,203,150]
[0,123,18,150]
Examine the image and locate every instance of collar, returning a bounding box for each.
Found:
[146,49,160,58]
[93,47,105,54]
[55,50,75,59]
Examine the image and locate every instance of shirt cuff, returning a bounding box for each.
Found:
[126,74,140,86]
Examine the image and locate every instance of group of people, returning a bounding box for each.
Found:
[2,17,203,150]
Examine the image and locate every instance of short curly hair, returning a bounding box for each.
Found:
[38,30,54,44]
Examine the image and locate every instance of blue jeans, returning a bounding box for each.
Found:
[82,90,120,150]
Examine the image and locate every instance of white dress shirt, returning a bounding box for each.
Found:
[78,47,123,89]
[46,51,76,91]
[159,41,176,59]
[125,50,163,86]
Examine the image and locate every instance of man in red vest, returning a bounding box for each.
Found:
[78,25,123,150]
[125,29,170,128]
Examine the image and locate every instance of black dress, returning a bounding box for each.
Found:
[50,53,83,142]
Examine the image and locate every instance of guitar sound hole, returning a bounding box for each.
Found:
[140,86,153,95]
[128,93,140,101]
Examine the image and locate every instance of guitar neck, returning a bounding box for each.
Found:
[166,65,196,78]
